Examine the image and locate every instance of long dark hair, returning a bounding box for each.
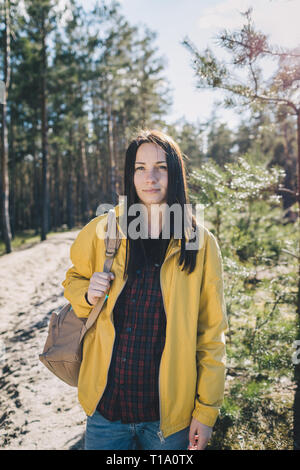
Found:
[122,129,198,282]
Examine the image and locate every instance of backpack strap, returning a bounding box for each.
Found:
[81,209,121,337]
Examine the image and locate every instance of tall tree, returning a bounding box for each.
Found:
[206,119,233,167]
[0,0,12,253]
[25,0,58,240]
[167,119,205,174]
[182,7,300,449]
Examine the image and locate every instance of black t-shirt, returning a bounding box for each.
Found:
[137,234,170,268]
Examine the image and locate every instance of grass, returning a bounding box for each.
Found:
[208,371,294,450]
[208,250,297,450]
[0,226,81,256]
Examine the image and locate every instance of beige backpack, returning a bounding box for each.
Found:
[39,209,121,387]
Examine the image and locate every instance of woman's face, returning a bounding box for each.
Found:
[133,143,168,208]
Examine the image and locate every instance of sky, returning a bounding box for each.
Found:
[80,0,300,130]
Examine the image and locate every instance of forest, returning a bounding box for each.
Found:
[0,0,299,451]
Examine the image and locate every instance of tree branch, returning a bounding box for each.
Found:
[282,249,300,260]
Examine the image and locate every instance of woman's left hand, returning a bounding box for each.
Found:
[188,417,213,450]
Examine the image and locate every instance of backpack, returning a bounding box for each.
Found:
[39,209,121,387]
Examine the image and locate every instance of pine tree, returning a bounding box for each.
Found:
[0,0,12,253]
[183,7,300,449]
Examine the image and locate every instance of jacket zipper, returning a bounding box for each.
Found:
[91,276,128,414]
[157,245,180,443]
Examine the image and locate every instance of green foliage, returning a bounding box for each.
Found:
[221,396,241,422]
[189,153,297,448]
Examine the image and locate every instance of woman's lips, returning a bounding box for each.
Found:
[143,189,160,192]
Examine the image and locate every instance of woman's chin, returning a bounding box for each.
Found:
[140,194,164,204]
[141,191,169,203]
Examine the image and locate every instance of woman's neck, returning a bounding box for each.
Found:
[144,203,166,238]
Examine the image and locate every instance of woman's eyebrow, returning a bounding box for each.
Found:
[135,161,167,164]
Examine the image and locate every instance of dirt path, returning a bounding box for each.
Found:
[0,230,86,450]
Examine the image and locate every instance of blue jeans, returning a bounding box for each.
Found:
[85,410,190,450]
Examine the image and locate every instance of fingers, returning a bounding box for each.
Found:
[188,434,209,450]
[188,431,197,447]
[87,272,115,304]
[196,435,208,450]
[188,419,213,450]
[188,424,199,448]
[91,272,114,290]
[93,271,114,283]
[188,434,198,450]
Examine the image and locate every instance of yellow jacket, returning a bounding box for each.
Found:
[62,203,228,439]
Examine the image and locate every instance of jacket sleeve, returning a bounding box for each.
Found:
[61,223,97,318]
[192,230,228,427]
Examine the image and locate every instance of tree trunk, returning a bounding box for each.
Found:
[95,140,104,200]
[76,144,81,226]
[67,128,74,229]
[1,0,12,253]
[41,11,49,241]
[294,109,300,450]
[80,137,90,223]
[107,103,117,204]
[9,111,16,239]
[112,111,121,198]
[52,147,60,231]
[32,142,40,236]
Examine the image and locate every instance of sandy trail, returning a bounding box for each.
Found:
[0,230,86,450]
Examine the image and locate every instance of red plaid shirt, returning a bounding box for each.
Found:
[97,238,168,423]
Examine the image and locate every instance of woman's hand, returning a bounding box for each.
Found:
[188,417,213,450]
[87,271,115,305]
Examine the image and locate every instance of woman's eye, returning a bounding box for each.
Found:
[135,166,167,171]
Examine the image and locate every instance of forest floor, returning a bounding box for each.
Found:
[0,230,295,450]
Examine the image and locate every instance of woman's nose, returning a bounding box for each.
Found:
[145,169,158,182]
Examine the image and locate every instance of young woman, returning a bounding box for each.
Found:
[62,129,228,450]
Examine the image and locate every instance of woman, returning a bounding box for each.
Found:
[62,129,228,450]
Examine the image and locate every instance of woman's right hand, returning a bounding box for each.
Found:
[87,271,115,305]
